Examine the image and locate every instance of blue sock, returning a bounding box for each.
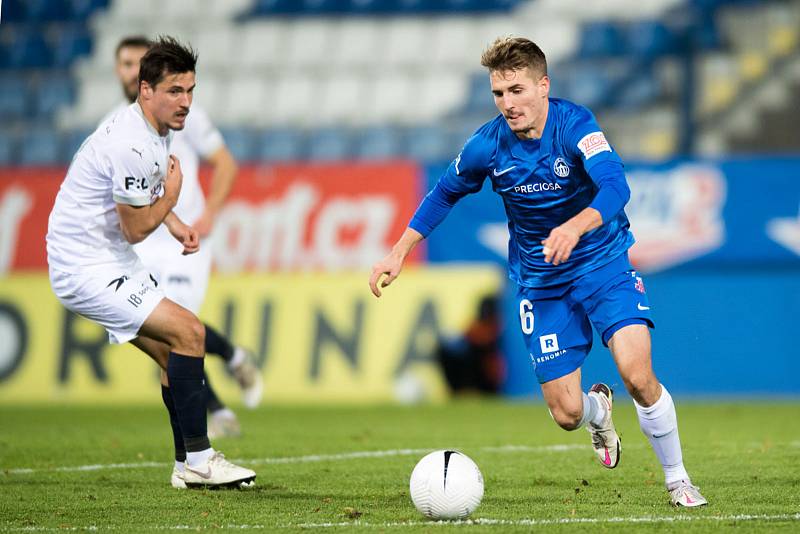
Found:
[166,353,211,452]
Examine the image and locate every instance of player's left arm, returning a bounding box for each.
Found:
[194,145,238,237]
[164,211,200,255]
[542,107,630,266]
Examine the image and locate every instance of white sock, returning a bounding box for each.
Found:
[578,392,607,428]
[174,460,185,473]
[186,447,215,468]
[227,347,246,370]
[634,385,690,487]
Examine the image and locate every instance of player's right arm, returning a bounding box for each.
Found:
[115,153,182,244]
[369,131,490,298]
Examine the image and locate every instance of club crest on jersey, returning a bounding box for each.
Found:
[632,271,646,294]
[553,157,570,177]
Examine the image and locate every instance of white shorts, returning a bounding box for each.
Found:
[133,229,212,315]
[49,262,165,344]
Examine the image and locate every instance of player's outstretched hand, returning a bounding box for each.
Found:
[542,224,581,266]
[369,252,404,298]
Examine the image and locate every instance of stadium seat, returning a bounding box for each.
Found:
[257,128,307,161]
[219,128,257,162]
[306,128,353,161]
[355,125,404,160]
[0,77,30,119]
[5,27,53,68]
[218,77,270,125]
[62,128,93,162]
[405,124,454,162]
[69,0,111,21]
[24,0,73,21]
[302,0,350,14]
[330,20,383,68]
[235,21,287,69]
[284,20,336,68]
[34,73,76,117]
[251,0,303,15]
[52,24,93,67]
[625,20,676,58]
[318,74,366,125]
[578,21,625,58]
[19,129,62,165]
[0,132,16,165]
[1,0,27,22]
[271,75,317,125]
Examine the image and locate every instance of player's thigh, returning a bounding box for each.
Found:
[49,265,164,345]
[138,298,205,353]
[157,245,211,314]
[515,287,593,385]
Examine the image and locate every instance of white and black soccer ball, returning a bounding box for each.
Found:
[409,450,484,520]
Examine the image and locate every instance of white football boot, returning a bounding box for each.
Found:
[170,466,187,489]
[586,383,621,468]
[183,451,256,488]
[208,408,241,439]
[229,347,263,409]
[668,480,708,507]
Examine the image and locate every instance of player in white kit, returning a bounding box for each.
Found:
[110,37,263,440]
[47,37,256,489]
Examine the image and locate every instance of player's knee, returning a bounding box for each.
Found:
[551,404,583,431]
[185,316,205,355]
[624,372,658,405]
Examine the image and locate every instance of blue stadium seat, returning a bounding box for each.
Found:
[24,0,73,21]
[578,22,625,58]
[52,24,93,67]
[462,73,494,114]
[219,128,257,162]
[346,0,394,13]
[625,21,675,58]
[19,129,62,165]
[0,0,27,22]
[0,77,30,119]
[405,125,453,162]
[0,132,17,165]
[302,0,350,13]
[614,73,659,111]
[355,126,404,160]
[6,27,53,68]
[34,73,76,117]
[62,128,93,162]
[306,128,352,161]
[69,0,111,20]
[257,128,306,162]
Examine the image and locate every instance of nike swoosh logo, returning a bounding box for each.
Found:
[637,303,650,311]
[493,166,516,176]
[186,466,212,479]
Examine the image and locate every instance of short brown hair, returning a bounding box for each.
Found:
[115,36,152,58]
[480,37,547,77]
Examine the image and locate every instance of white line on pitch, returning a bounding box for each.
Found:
[2,444,587,475]
[1,513,798,531]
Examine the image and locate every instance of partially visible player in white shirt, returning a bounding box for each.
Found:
[110,37,263,441]
[47,37,255,489]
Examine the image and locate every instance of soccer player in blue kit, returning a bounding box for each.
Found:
[369,37,707,507]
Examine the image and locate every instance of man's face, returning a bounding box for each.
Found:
[115,46,149,103]
[139,71,195,131]
[490,67,549,138]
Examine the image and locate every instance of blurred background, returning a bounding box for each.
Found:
[0,0,798,405]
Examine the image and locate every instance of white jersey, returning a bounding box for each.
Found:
[101,101,223,228]
[46,103,171,273]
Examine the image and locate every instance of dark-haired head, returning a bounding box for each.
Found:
[137,36,197,135]
[138,36,197,90]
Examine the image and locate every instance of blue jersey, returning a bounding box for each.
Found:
[410,98,634,288]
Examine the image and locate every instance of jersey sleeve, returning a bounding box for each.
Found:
[409,131,491,237]
[108,142,154,207]
[564,105,623,172]
[181,105,224,158]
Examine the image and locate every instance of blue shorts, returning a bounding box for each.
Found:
[515,253,654,384]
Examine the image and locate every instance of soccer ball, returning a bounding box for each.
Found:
[409,450,484,520]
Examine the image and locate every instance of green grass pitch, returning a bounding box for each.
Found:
[1,401,799,532]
